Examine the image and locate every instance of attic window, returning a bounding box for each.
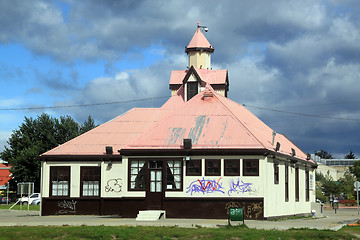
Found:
[187,82,198,100]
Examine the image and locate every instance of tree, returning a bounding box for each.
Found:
[319,171,340,198]
[0,113,96,192]
[338,171,356,199]
[345,150,356,159]
[314,150,333,159]
[80,115,98,134]
[350,160,360,181]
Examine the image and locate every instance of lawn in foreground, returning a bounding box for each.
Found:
[0,225,358,240]
[0,204,40,211]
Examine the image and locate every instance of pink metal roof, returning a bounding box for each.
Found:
[186,27,214,50]
[169,68,227,85]
[41,108,175,156]
[41,87,312,163]
[123,89,312,163]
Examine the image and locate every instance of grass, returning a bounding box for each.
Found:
[0,225,358,240]
[0,204,40,211]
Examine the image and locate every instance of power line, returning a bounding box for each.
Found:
[0,96,169,111]
[272,100,360,109]
[244,104,360,122]
[1,96,359,122]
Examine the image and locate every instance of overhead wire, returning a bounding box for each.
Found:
[0,96,169,111]
[243,104,360,122]
[0,95,359,122]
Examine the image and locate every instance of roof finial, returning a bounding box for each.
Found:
[197,19,199,27]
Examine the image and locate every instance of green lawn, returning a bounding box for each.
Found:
[0,225,358,240]
[0,204,40,211]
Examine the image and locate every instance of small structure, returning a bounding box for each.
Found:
[39,23,317,220]
[0,163,11,191]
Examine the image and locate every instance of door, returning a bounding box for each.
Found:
[146,160,164,209]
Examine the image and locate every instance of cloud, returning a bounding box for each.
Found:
[1,0,360,156]
[55,53,186,122]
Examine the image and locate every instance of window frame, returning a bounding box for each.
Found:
[165,159,183,191]
[80,166,101,197]
[205,159,221,176]
[187,82,198,101]
[305,169,309,202]
[274,163,279,184]
[224,159,240,176]
[295,167,299,202]
[128,159,146,191]
[285,163,289,202]
[50,166,70,197]
[243,159,259,176]
[186,159,202,176]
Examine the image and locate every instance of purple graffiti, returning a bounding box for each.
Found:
[186,177,225,195]
[228,178,252,196]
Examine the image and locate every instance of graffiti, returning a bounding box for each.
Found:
[244,202,263,219]
[57,200,77,214]
[105,178,122,193]
[225,201,241,215]
[186,177,225,195]
[225,201,264,220]
[227,178,253,196]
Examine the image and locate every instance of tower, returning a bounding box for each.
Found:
[185,21,214,69]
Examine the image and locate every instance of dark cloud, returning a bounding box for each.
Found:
[0,0,359,156]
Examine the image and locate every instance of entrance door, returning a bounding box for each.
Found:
[147,161,164,209]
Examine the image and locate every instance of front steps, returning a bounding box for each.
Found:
[136,210,166,221]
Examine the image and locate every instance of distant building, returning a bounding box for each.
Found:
[40,23,317,220]
[312,154,358,180]
[0,163,11,190]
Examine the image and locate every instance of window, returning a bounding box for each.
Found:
[186,159,201,176]
[81,167,100,197]
[285,163,289,202]
[274,163,279,184]
[148,161,162,193]
[129,160,146,190]
[187,82,198,100]
[166,160,182,190]
[243,159,259,176]
[295,167,299,202]
[305,170,309,202]
[205,159,221,176]
[50,166,70,197]
[224,159,240,176]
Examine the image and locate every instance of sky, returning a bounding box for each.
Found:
[0,0,360,159]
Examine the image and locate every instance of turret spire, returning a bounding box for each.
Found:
[185,21,214,69]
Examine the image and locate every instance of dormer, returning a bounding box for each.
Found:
[169,22,229,100]
[183,66,204,101]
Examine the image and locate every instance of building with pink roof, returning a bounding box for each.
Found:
[40,23,317,220]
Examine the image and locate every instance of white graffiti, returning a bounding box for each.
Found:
[57,200,77,214]
[105,178,122,193]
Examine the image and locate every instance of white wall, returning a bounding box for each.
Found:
[263,158,315,218]
[41,155,315,218]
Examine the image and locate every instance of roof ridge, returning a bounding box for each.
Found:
[123,96,190,148]
[212,93,268,149]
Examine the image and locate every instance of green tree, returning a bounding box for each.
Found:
[314,150,333,159]
[320,171,340,198]
[0,113,96,192]
[350,160,360,181]
[345,150,356,159]
[338,171,356,199]
[80,115,98,134]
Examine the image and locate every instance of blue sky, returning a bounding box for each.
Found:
[1,0,360,159]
